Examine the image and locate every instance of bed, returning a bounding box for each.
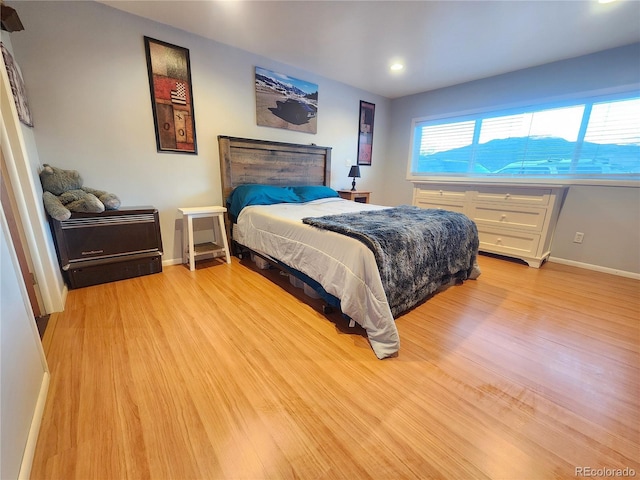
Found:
[218,136,480,359]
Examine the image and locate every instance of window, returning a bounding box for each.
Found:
[408,93,640,181]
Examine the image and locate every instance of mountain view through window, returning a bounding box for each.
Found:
[410,96,640,178]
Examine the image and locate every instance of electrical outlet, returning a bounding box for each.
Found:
[573,232,584,244]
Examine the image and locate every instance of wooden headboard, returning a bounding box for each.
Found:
[217,136,332,200]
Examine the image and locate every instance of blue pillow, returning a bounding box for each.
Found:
[292,185,339,202]
[227,184,299,222]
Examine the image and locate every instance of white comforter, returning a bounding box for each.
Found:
[234,197,400,358]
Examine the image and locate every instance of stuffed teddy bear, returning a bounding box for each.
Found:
[39,164,121,221]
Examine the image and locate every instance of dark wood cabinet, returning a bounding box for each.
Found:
[49,206,163,289]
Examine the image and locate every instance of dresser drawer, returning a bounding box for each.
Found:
[414,185,469,202]
[414,199,466,214]
[471,204,547,232]
[472,187,551,206]
[478,228,541,257]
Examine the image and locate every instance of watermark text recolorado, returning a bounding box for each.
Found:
[575,467,636,477]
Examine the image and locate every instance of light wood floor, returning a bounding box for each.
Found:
[32,254,639,480]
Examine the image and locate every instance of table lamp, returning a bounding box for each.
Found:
[348,165,361,191]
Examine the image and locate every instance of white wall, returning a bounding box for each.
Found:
[551,185,640,274]
[9,1,389,268]
[385,44,640,275]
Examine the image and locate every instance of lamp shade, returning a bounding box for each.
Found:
[1,4,24,32]
[348,165,361,178]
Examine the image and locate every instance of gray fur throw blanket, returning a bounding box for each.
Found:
[303,205,480,316]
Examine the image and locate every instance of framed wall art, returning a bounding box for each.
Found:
[357,100,375,166]
[1,42,34,127]
[255,66,318,134]
[144,36,197,154]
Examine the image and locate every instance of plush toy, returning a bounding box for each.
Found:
[39,164,121,221]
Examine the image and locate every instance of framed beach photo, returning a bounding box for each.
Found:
[144,36,197,154]
[255,66,318,134]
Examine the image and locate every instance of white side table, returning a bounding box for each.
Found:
[178,206,231,271]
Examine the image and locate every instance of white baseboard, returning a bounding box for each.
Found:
[60,283,68,310]
[18,372,50,480]
[162,253,230,268]
[548,256,640,280]
[162,257,184,267]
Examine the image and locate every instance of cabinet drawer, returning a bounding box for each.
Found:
[415,199,466,214]
[478,228,540,256]
[414,185,468,202]
[471,204,547,232]
[472,187,551,206]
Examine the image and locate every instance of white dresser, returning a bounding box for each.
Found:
[413,182,566,268]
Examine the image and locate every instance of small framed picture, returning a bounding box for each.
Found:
[1,43,34,127]
[357,101,375,165]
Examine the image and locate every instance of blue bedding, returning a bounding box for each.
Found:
[226,184,339,222]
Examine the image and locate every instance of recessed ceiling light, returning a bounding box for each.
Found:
[598,0,617,3]
[390,63,404,72]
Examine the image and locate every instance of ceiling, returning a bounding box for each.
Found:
[100,0,640,99]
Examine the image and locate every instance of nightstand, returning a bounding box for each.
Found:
[338,190,371,204]
[178,206,231,270]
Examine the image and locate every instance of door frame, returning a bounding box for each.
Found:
[1,149,43,317]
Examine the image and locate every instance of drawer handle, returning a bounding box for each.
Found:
[496,238,502,244]
[505,193,511,199]
[439,190,444,195]
[501,214,507,221]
